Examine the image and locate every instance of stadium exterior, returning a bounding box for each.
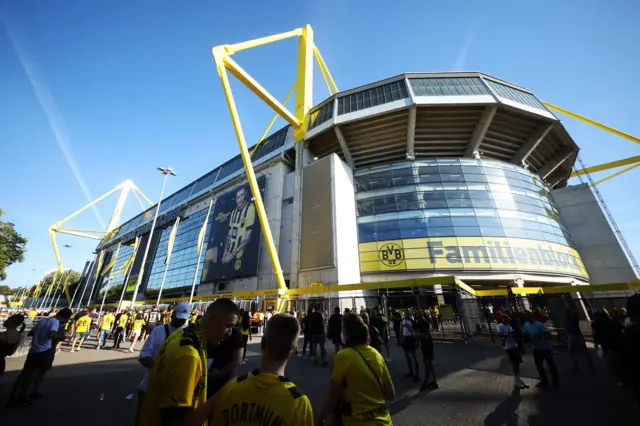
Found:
[86,72,636,308]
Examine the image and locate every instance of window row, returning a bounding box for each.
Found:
[337,80,409,115]
[309,101,334,130]
[358,225,572,246]
[483,79,547,111]
[356,196,557,219]
[354,157,541,177]
[116,129,288,238]
[409,77,489,97]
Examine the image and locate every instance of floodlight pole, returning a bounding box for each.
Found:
[129,167,177,308]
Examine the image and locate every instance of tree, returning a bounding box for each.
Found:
[0,284,12,295]
[37,269,82,300]
[0,208,28,281]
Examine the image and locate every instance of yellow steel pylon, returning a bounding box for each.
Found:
[543,102,640,185]
[210,24,337,301]
[49,179,152,305]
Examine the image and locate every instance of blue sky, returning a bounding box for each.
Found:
[1,0,638,288]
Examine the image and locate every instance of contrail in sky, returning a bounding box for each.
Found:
[452,29,475,71]
[0,10,106,228]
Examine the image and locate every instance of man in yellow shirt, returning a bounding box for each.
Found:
[183,313,313,426]
[97,310,115,350]
[113,311,129,349]
[139,298,240,426]
[70,312,91,352]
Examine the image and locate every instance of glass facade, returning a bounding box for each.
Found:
[337,80,409,115]
[98,244,135,298]
[145,208,212,293]
[355,158,586,278]
[355,158,572,245]
[409,77,489,97]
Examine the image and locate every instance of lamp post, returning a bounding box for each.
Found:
[129,167,177,308]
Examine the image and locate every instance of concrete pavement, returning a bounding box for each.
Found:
[1,335,638,425]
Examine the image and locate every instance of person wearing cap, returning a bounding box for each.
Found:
[135,302,190,424]
[138,298,240,426]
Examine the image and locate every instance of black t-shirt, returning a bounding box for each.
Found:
[328,314,342,339]
[147,311,160,326]
[308,312,324,335]
[371,316,387,338]
[415,317,432,341]
[208,326,244,371]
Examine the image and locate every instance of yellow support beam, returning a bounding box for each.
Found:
[251,84,296,159]
[53,229,104,240]
[591,161,640,186]
[222,55,301,128]
[225,28,302,54]
[571,155,640,177]
[313,46,338,94]
[544,102,640,146]
[214,56,288,293]
[55,228,106,234]
[294,24,314,141]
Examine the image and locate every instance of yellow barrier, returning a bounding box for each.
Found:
[99,276,640,308]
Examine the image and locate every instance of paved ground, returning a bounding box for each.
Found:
[1,334,638,426]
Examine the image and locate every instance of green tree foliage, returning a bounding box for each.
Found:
[0,208,28,281]
[0,284,13,295]
[39,269,82,296]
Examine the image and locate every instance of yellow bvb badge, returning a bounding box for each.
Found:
[379,243,404,267]
[234,259,242,271]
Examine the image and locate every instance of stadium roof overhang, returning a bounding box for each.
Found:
[303,72,579,189]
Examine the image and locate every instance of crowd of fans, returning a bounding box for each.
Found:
[1,293,639,424]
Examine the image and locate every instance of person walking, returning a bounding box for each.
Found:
[416,310,438,392]
[70,311,91,352]
[523,312,559,389]
[183,314,314,426]
[138,299,239,426]
[328,307,344,355]
[371,307,391,362]
[0,314,25,378]
[129,313,146,353]
[497,314,529,389]
[563,308,593,372]
[308,306,328,366]
[622,294,640,405]
[135,302,190,424]
[112,310,129,349]
[401,312,420,383]
[317,313,395,425]
[97,310,115,350]
[7,308,72,407]
[239,310,252,364]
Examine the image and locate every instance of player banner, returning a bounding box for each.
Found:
[359,236,588,279]
[201,176,266,282]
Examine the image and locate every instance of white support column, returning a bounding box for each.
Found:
[539,149,576,180]
[334,126,354,168]
[464,105,498,157]
[406,106,417,159]
[512,123,555,165]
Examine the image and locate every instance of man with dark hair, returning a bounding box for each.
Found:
[139,298,239,426]
[7,308,72,407]
[184,313,313,426]
[308,305,327,366]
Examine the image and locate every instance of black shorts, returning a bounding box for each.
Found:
[402,336,417,351]
[24,348,55,373]
[505,348,522,364]
[420,337,434,361]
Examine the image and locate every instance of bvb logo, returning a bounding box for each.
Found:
[379,243,405,267]
[234,259,242,271]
